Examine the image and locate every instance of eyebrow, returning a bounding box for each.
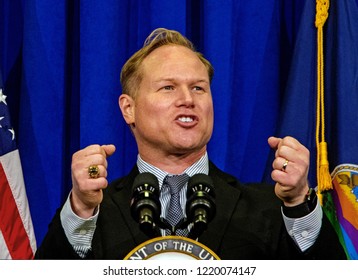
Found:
[153,78,209,84]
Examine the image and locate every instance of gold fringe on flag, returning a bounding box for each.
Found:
[315,0,332,204]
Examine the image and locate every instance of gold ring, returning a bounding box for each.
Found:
[88,165,100,179]
[282,159,289,171]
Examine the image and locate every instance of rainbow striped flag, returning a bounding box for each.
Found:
[324,164,358,259]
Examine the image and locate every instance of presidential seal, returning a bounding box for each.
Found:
[124,236,220,260]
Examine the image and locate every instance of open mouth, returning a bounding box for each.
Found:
[178,116,194,123]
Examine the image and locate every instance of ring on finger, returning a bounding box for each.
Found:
[281,159,289,172]
[88,165,100,179]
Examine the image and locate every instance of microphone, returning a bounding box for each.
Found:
[186,173,216,239]
[130,172,161,237]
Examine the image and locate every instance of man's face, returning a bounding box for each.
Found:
[123,45,214,157]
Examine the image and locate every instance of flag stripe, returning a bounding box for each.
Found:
[1,150,37,254]
[0,231,11,259]
[332,187,358,255]
[0,78,36,259]
[0,155,34,259]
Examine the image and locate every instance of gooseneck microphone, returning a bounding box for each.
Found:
[186,173,216,239]
[130,172,161,237]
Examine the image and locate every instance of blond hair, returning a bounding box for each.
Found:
[120,28,214,99]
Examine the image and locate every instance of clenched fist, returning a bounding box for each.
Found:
[268,136,310,207]
[70,144,116,218]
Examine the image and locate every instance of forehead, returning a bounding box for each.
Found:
[145,44,195,59]
[141,45,208,75]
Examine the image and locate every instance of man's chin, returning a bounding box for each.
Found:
[171,144,207,156]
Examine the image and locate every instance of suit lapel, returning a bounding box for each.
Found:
[198,163,241,255]
[111,167,150,245]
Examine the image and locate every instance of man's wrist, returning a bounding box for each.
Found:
[282,188,317,218]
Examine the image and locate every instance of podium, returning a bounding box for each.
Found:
[124,236,220,260]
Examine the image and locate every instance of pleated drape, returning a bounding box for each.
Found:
[2,0,323,246]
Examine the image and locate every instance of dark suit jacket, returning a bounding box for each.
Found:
[35,162,346,259]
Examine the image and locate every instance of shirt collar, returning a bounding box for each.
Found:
[136,152,209,188]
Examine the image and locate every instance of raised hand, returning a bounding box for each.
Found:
[70,144,116,218]
[268,136,310,207]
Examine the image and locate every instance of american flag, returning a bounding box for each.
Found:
[0,74,36,259]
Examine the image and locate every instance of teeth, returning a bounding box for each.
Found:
[178,117,193,123]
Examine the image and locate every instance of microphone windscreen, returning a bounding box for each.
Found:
[187,173,215,197]
[132,172,159,192]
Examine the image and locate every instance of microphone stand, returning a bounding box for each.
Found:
[155,218,191,236]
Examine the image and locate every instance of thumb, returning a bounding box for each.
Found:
[101,144,116,157]
[268,136,282,150]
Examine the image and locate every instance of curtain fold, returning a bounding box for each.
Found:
[3,0,347,248]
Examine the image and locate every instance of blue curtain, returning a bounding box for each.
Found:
[275,0,358,259]
[1,0,332,246]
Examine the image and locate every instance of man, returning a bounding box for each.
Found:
[35,28,346,259]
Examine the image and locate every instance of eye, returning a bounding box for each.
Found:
[193,86,204,92]
[162,85,174,91]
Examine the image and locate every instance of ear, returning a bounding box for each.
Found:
[119,94,135,125]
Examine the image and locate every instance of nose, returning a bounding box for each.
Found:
[176,86,194,107]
